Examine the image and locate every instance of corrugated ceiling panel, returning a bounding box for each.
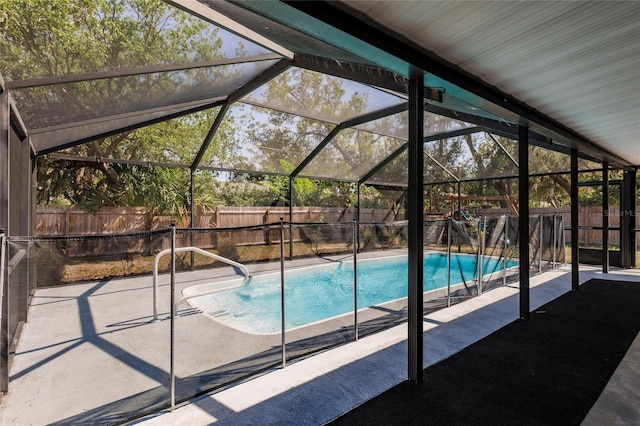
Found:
[342,0,640,165]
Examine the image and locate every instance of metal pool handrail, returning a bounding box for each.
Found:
[152,246,250,321]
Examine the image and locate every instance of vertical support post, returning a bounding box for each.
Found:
[29,153,37,299]
[518,126,530,320]
[288,178,293,260]
[20,137,31,237]
[169,223,176,410]
[559,215,567,265]
[538,214,543,274]
[602,162,609,273]
[630,169,637,269]
[353,219,358,341]
[478,215,486,295]
[0,229,6,393]
[18,136,31,322]
[620,169,637,268]
[631,168,637,269]
[407,78,424,382]
[190,170,195,269]
[571,149,580,290]
[552,215,557,268]
[0,89,8,239]
[356,184,361,223]
[447,218,452,307]
[0,89,9,393]
[457,182,461,253]
[280,218,286,367]
[503,215,508,285]
[152,260,158,321]
[475,238,481,293]
[0,230,5,320]
[356,184,361,252]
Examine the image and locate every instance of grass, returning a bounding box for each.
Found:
[61,242,355,284]
[55,244,640,284]
[563,246,640,267]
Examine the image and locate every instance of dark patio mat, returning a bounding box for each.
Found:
[329,278,640,426]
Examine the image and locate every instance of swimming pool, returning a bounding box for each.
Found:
[184,253,518,334]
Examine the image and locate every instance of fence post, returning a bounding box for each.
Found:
[560,215,567,265]
[447,218,452,307]
[169,223,176,410]
[353,219,358,340]
[538,214,543,274]
[288,179,294,260]
[552,215,557,268]
[0,229,5,324]
[264,210,270,245]
[503,215,508,286]
[64,208,70,236]
[280,218,286,368]
[478,216,486,295]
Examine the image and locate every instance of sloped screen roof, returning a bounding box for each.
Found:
[3,0,627,189]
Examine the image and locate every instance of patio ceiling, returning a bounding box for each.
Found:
[2,0,637,189]
[279,0,640,167]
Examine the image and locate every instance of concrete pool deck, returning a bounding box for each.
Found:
[1,261,638,425]
[129,265,640,426]
[1,252,395,425]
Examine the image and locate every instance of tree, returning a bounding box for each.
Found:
[422,131,581,210]
[458,133,517,208]
[239,68,388,207]
[1,0,244,211]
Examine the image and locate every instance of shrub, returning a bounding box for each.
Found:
[216,234,239,262]
[360,226,377,251]
[36,244,66,287]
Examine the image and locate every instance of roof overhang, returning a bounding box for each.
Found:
[238,0,637,169]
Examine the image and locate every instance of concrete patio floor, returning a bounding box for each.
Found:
[128,265,640,426]
[1,263,638,425]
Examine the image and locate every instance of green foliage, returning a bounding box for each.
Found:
[37,159,222,216]
[360,226,377,251]
[422,134,580,209]
[2,0,236,211]
[358,185,396,209]
[4,0,601,214]
[0,0,222,78]
[212,181,281,207]
[36,244,65,287]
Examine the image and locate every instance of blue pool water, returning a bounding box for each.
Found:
[187,253,517,334]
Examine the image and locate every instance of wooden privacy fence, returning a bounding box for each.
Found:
[35,205,618,249]
[35,205,405,236]
[34,205,407,259]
